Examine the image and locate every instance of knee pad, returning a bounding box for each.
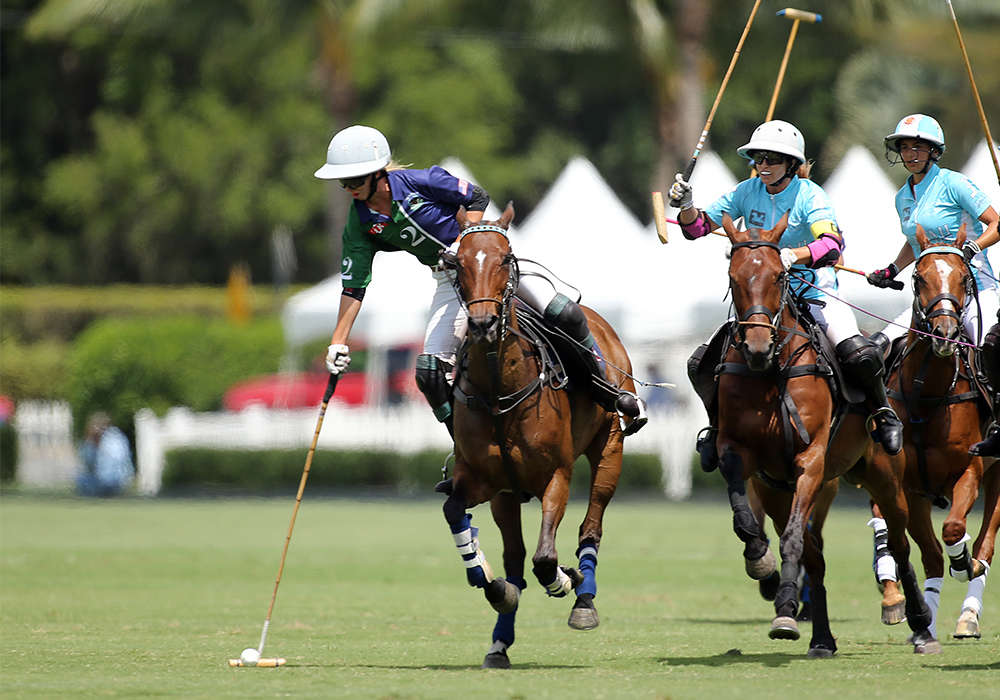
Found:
[836,335,883,379]
[415,354,453,422]
[543,294,589,343]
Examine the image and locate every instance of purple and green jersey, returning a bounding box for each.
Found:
[341,166,480,288]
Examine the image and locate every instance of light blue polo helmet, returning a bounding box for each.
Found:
[884,114,946,155]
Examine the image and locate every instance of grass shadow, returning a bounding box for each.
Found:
[658,649,862,668]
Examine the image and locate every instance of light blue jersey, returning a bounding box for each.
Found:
[894,163,996,291]
[705,176,839,300]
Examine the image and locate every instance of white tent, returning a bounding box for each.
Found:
[629,149,739,342]
[512,156,649,328]
[962,139,1000,204]
[823,145,911,333]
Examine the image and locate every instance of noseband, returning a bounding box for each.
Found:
[729,239,789,360]
[911,245,972,335]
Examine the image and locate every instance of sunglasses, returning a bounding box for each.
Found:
[339,174,370,190]
[751,151,787,166]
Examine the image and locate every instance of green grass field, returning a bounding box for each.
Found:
[1,493,997,699]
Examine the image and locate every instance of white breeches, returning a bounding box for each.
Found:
[810,283,861,347]
[881,286,1000,345]
[422,257,576,368]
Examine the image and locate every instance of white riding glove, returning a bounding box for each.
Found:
[325,343,351,375]
[779,248,798,271]
[668,173,694,210]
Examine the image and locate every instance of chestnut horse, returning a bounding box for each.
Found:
[872,224,999,640]
[715,212,937,656]
[440,203,636,669]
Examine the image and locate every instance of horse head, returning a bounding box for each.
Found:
[913,223,970,358]
[453,202,518,346]
[723,211,790,372]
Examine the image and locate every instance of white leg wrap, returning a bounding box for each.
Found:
[924,577,943,638]
[453,527,476,556]
[876,555,898,583]
[866,517,887,531]
[962,562,989,615]
[544,566,573,597]
[944,532,971,558]
[487,639,509,655]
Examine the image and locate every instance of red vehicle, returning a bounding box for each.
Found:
[223,344,420,411]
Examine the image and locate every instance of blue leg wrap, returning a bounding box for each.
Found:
[577,546,598,598]
[492,576,527,645]
[451,514,490,588]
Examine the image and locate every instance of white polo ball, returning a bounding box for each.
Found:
[240,648,261,664]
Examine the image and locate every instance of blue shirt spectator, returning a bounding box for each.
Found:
[77,412,134,497]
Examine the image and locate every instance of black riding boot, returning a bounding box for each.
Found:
[687,341,720,472]
[970,322,1000,456]
[415,354,456,494]
[544,295,647,435]
[970,422,1000,457]
[836,335,903,455]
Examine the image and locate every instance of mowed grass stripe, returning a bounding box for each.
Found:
[1,495,996,698]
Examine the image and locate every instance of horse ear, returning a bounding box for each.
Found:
[955,221,967,248]
[915,224,930,250]
[457,206,469,229]
[769,211,790,241]
[500,201,515,228]
[721,212,739,240]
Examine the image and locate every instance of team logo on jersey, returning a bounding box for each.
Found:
[368,222,385,236]
[901,206,912,223]
[404,192,426,212]
[748,209,766,227]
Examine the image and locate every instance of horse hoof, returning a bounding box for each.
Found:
[482,650,511,669]
[881,600,906,626]
[807,646,836,659]
[746,549,777,580]
[568,593,599,630]
[953,608,981,639]
[911,630,942,655]
[769,616,800,640]
[758,571,780,601]
[484,577,519,615]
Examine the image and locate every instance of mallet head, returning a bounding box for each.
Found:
[777,8,822,23]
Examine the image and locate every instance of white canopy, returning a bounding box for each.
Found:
[823,145,911,332]
[512,156,649,328]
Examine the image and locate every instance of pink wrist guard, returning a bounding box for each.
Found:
[806,235,843,269]
[680,212,712,240]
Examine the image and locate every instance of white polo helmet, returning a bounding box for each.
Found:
[884,114,946,154]
[314,125,391,180]
[736,120,806,164]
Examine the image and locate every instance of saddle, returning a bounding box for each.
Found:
[688,298,870,489]
[452,302,571,415]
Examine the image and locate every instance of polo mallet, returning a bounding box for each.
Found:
[228,373,339,668]
[765,9,822,122]
[946,0,1000,185]
[656,215,904,288]
[653,0,764,244]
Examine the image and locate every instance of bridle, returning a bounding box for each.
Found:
[911,245,975,339]
[445,224,520,339]
[729,239,790,366]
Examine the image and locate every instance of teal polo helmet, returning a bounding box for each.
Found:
[884,114,946,155]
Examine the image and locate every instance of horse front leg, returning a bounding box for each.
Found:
[719,448,778,596]
[943,459,989,583]
[568,438,623,631]
[864,450,939,653]
[955,462,999,639]
[531,465,573,598]
[481,492,528,669]
[768,442,826,643]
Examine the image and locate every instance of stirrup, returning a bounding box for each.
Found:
[696,426,718,472]
[434,451,455,495]
[616,394,647,436]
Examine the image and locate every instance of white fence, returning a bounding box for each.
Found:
[134,401,701,499]
[13,401,79,488]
